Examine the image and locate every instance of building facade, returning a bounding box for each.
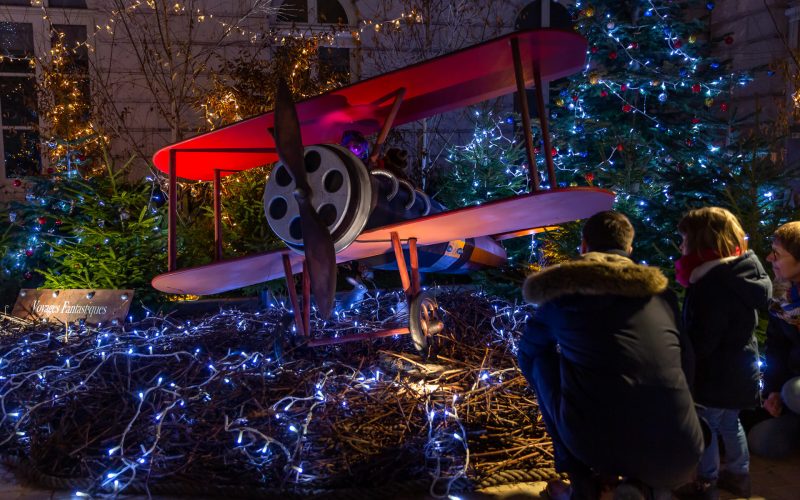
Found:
[0,0,794,200]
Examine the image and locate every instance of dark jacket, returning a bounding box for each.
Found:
[519,252,703,488]
[682,250,771,409]
[763,313,800,395]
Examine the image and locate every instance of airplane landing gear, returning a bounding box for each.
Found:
[408,291,443,361]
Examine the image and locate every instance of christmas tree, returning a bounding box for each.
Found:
[536,0,797,267]
[0,141,167,307]
[435,112,528,208]
[431,111,538,297]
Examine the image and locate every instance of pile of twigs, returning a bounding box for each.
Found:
[0,289,554,497]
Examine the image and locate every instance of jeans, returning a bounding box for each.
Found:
[697,407,749,480]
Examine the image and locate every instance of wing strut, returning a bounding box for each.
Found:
[510,35,557,192]
[368,88,407,166]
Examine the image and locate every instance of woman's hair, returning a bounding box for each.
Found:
[773,221,800,260]
[677,207,747,257]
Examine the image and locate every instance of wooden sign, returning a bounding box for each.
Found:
[12,289,134,325]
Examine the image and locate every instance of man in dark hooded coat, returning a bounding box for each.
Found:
[517,211,704,499]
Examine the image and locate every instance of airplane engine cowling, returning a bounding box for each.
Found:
[264,144,373,253]
[364,169,441,229]
[263,145,504,275]
[264,144,443,255]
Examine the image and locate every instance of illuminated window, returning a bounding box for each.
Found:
[277,0,347,24]
[52,24,88,70]
[318,0,347,24]
[48,0,88,7]
[275,0,351,82]
[0,22,40,178]
[277,0,308,22]
[318,46,349,82]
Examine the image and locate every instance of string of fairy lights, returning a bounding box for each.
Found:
[23,0,426,52]
[0,289,536,498]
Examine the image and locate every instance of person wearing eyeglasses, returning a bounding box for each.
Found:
[748,222,800,461]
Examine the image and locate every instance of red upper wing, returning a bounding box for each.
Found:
[152,28,587,181]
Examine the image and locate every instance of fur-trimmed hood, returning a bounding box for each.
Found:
[523,252,668,304]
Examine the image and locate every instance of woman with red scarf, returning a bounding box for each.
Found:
[674,207,771,500]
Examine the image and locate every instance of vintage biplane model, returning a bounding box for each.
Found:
[151,28,615,355]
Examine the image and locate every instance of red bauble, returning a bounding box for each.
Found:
[629,42,639,49]
[25,249,34,257]
[724,36,734,45]
[591,46,599,53]
[571,94,579,102]
[608,51,618,60]
[720,102,728,112]
[691,84,702,93]
[691,117,701,124]
[585,172,595,183]
[37,217,47,225]
[55,219,63,226]
[534,147,541,154]
[616,144,624,151]
[674,39,683,48]
[600,90,608,97]
[621,84,628,91]
[12,179,22,187]
[622,104,633,113]
[551,147,559,157]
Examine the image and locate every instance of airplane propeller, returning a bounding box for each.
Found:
[273,79,337,319]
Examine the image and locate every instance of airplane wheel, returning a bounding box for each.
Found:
[408,292,443,360]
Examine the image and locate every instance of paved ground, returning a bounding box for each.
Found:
[463,451,800,500]
[1,451,798,499]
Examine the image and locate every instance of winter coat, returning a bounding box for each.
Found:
[520,251,703,487]
[763,314,800,395]
[682,250,771,409]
